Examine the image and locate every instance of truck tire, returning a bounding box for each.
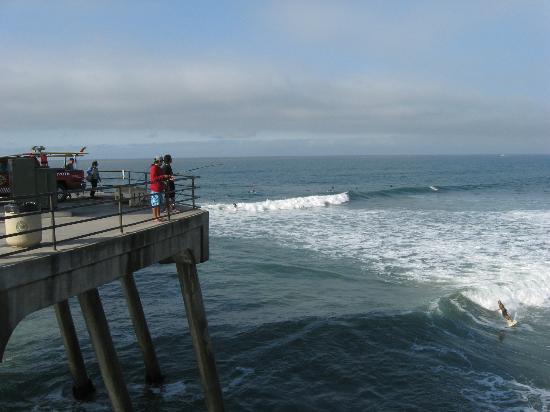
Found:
[57,184,68,202]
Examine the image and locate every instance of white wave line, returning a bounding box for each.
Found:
[204,192,349,212]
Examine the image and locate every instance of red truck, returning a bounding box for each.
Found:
[53,168,87,201]
[0,148,87,202]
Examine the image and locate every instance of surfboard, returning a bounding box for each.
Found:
[506,319,518,327]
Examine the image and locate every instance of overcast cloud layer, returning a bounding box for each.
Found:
[0,1,549,156]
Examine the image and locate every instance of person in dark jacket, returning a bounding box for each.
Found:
[87,160,101,198]
[162,154,175,211]
[65,157,75,170]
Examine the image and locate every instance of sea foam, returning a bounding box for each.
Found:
[206,196,550,312]
[204,192,349,212]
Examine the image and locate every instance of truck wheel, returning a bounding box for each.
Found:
[57,184,68,202]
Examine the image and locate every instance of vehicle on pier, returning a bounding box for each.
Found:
[0,146,88,202]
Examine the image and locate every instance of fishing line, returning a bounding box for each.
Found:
[175,163,224,175]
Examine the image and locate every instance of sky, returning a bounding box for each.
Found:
[0,0,549,158]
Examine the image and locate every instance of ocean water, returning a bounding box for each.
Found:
[1,155,550,411]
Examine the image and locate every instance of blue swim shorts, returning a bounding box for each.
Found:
[150,191,162,207]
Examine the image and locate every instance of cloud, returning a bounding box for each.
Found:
[0,55,548,154]
[264,0,550,49]
[0,1,548,155]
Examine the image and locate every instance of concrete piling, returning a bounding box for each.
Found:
[120,272,163,384]
[175,251,225,412]
[78,288,133,412]
[54,300,95,400]
[0,205,213,410]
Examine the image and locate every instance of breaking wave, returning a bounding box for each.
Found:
[203,192,349,212]
[204,182,511,212]
[207,200,550,313]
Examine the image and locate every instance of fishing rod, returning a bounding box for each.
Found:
[176,162,223,175]
[116,163,223,182]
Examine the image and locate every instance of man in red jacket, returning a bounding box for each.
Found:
[150,156,170,222]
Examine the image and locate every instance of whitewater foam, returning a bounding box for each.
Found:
[462,372,550,411]
[206,195,550,312]
[203,192,349,212]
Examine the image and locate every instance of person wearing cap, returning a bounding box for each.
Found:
[149,156,170,221]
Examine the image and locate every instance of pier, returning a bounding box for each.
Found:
[0,175,224,411]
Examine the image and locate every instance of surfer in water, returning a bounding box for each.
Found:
[497,300,516,326]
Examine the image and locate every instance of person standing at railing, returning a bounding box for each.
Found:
[65,157,75,171]
[162,154,175,212]
[87,160,101,198]
[150,156,171,222]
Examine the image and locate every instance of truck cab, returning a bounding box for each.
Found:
[0,149,87,203]
[54,168,86,201]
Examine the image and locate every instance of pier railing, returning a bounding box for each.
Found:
[100,169,150,189]
[0,172,200,258]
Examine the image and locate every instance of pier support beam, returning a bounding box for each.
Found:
[78,288,133,412]
[120,273,163,384]
[175,251,225,412]
[54,300,95,400]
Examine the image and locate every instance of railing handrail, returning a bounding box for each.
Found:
[0,172,201,258]
[0,174,197,203]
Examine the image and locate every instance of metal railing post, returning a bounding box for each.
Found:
[128,171,132,186]
[144,172,148,190]
[117,186,124,233]
[191,177,196,209]
[49,193,57,251]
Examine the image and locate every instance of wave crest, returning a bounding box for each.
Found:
[204,192,349,212]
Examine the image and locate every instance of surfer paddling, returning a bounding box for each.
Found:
[497,300,517,327]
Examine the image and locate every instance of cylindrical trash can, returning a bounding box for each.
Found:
[4,202,42,247]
